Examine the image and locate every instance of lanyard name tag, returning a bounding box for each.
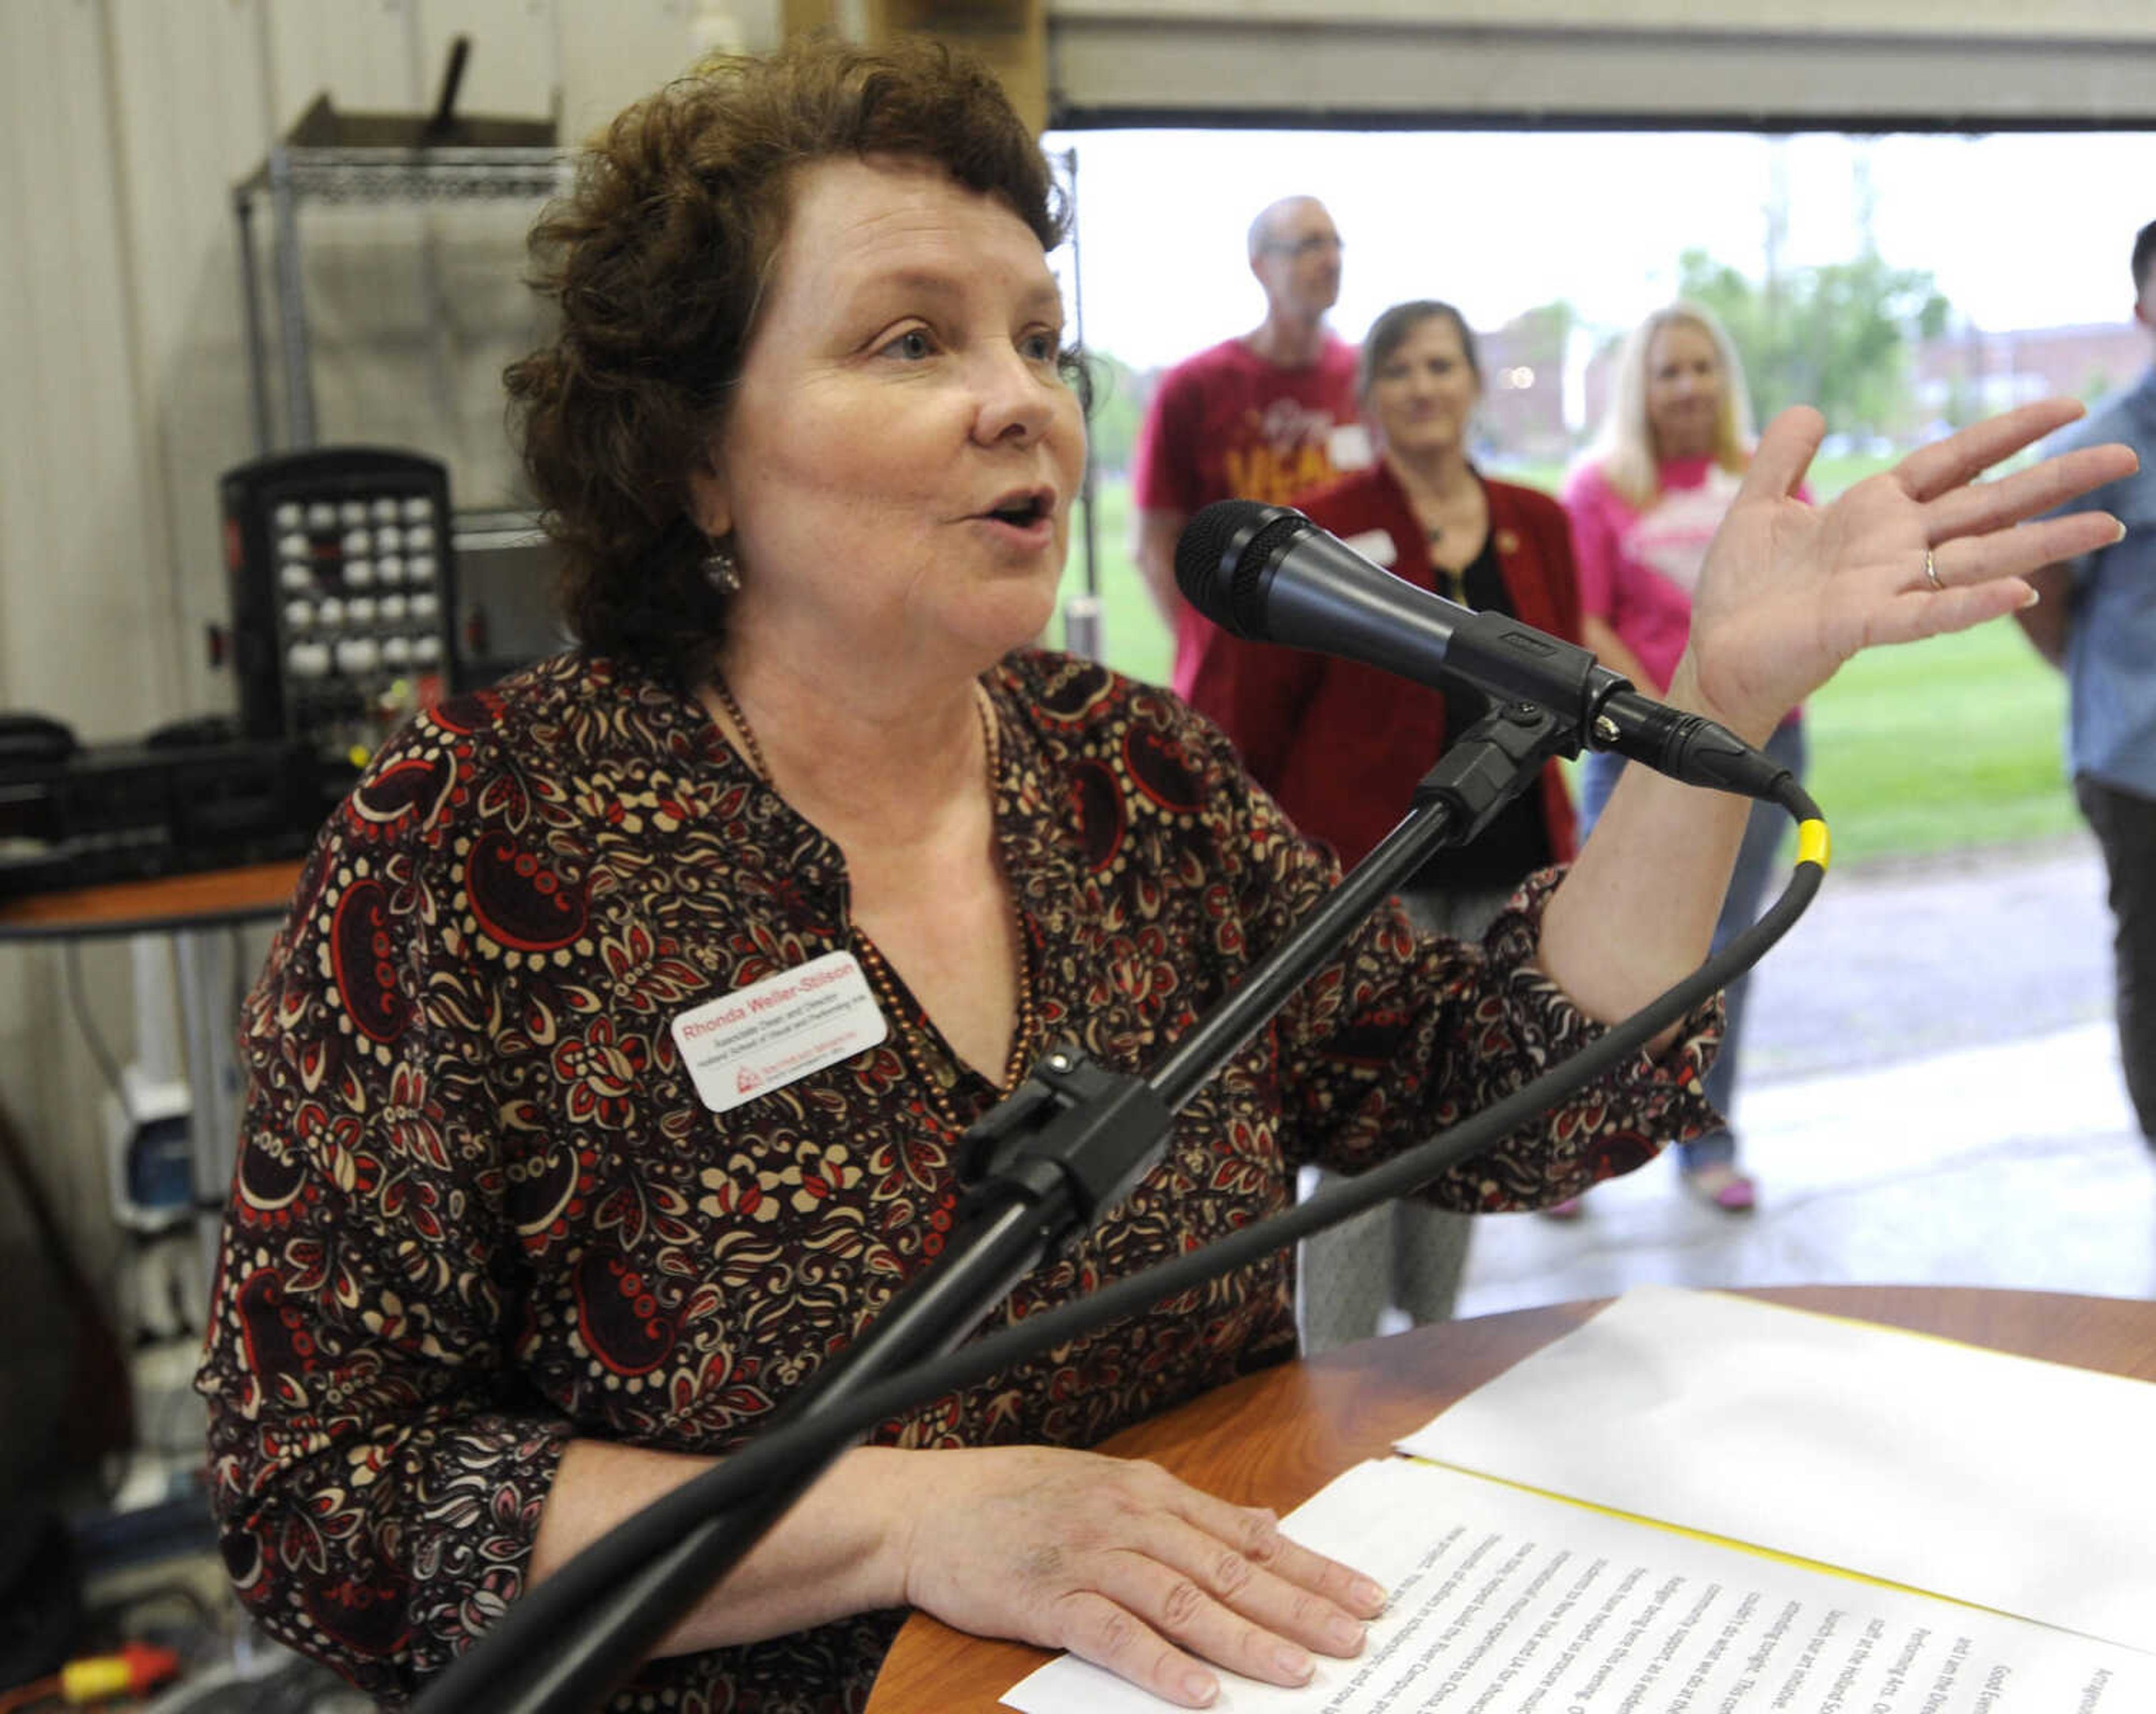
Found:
[1341,527,1397,569]
[1328,422,1374,470]
[670,950,888,1113]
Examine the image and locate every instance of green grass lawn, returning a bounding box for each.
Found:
[1801,622,2073,863]
[1047,473,2076,870]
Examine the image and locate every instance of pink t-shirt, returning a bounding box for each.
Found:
[1131,335,1365,703]
[1561,454,1743,696]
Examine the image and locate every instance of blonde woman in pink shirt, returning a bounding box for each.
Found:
[1561,302,1806,1216]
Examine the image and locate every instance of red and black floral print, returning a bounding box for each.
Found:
[197,650,1718,1711]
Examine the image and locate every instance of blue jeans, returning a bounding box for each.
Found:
[2076,775,2156,1142]
[1576,717,1809,1173]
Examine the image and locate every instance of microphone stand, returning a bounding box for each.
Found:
[413,701,1574,1714]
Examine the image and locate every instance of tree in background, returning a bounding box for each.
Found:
[1479,300,1578,467]
[1677,247,1951,440]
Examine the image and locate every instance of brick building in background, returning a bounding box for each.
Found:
[1910,321,2149,433]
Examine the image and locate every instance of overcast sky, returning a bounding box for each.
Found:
[1043,127,2156,371]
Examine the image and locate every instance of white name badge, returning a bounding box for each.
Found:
[1341,527,1398,568]
[1328,421,1374,471]
[670,951,888,1113]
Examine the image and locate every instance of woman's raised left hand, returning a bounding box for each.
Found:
[1679,398,2137,739]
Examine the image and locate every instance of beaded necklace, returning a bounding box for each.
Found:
[1424,532,1470,608]
[707,674,1040,1132]
[1412,481,1477,607]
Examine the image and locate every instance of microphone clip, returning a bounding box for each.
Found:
[956,1046,1173,1255]
[1410,701,1569,845]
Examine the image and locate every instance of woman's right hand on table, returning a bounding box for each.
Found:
[895,1444,1387,1708]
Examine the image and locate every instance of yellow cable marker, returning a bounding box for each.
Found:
[1796,818,1830,872]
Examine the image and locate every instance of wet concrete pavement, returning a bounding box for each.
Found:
[1739,831,2116,1086]
[1455,829,2155,1318]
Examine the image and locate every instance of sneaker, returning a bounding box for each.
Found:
[1684,1164,1757,1213]
[1537,1194,1586,1221]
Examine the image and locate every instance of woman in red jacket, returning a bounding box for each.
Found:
[1213,298,1588,1352]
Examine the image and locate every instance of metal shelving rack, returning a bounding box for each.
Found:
[229,83,572,689]
[231,90,565,454]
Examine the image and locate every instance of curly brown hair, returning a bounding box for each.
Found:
[504,34,1068,686]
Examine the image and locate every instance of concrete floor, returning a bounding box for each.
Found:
[1456,836,2155,1318]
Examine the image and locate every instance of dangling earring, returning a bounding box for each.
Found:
[702,538,742,595]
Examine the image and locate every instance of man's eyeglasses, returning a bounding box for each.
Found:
[1263,234,1345,259]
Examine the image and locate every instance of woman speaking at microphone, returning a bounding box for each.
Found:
[195,35,2134,1714]
[1212,298,1589,1353]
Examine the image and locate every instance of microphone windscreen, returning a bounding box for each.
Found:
[1172,500,1307,641]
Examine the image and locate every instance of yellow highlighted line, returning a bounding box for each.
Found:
[1407,1455,2021,1622]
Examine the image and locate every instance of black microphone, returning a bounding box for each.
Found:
[1175,499,1790,800]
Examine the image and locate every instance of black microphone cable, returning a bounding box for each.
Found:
[414,773,1830,1714]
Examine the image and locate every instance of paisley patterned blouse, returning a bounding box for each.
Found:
[196,649,1717,1711]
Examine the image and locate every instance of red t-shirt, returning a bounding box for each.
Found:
[1131,335,1365,709]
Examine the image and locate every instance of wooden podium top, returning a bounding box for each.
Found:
[866,1284,2156,1711]
[0,859,304,941]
